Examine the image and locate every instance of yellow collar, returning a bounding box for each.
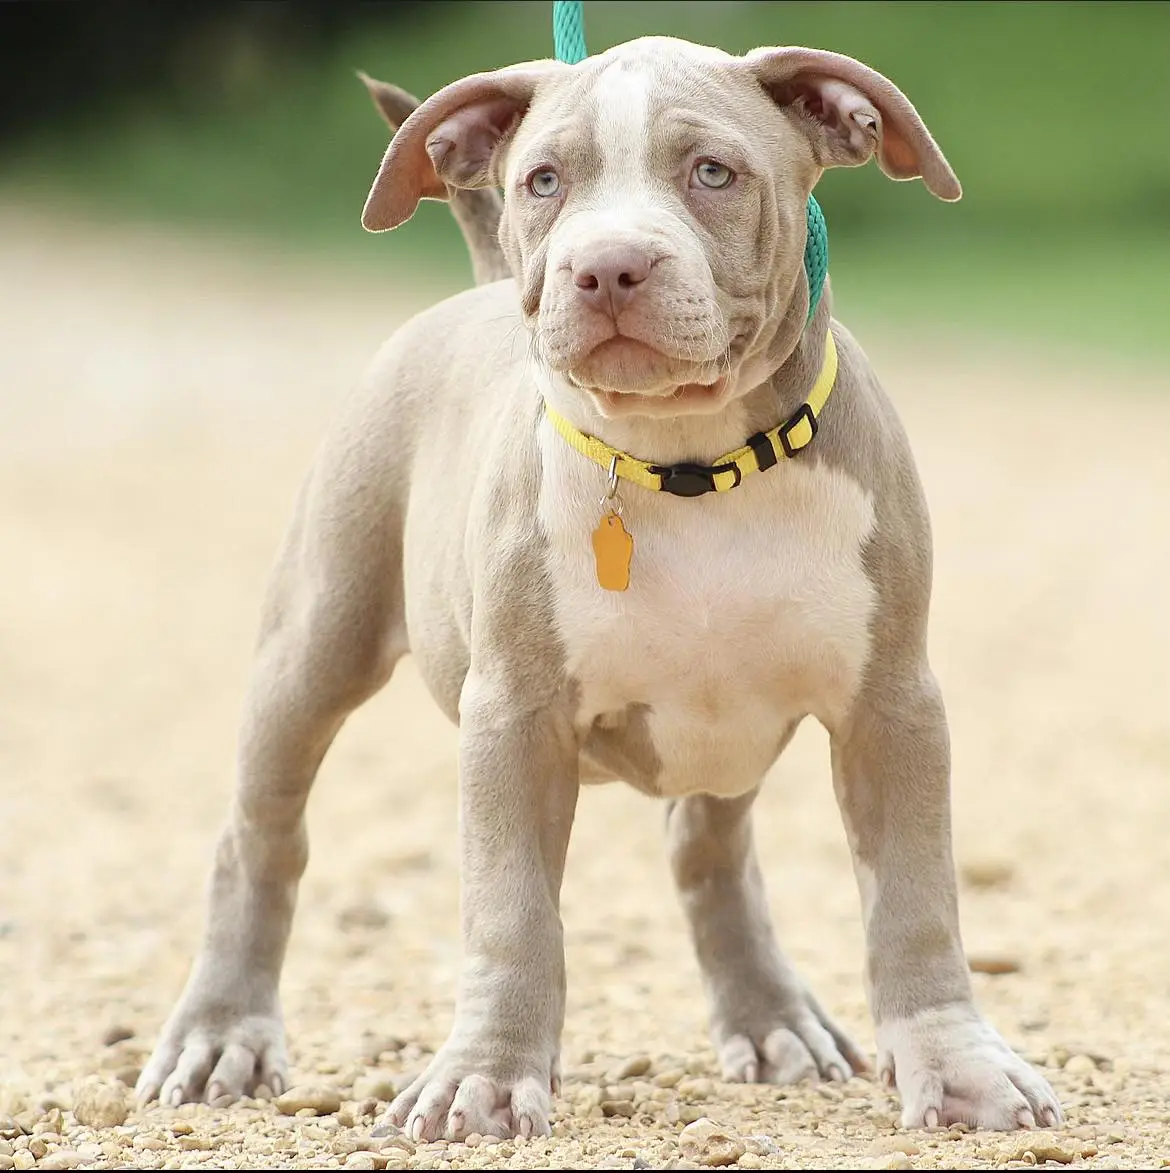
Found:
[543,328,838,497]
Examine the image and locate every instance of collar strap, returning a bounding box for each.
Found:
[544,328,837,498]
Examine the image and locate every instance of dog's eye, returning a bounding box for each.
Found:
[527,169,562,198]
[693,159,734,190]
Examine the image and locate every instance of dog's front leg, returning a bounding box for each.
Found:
[384,673,579,1142]
[831,671,1061,1130]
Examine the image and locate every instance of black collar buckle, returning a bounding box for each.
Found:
[652,460,742,497]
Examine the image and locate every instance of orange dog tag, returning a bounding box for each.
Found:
[591,512,633,591]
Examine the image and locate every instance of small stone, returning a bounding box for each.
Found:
[960,859,1015,889]
[653,1068,686,1088]
[359,1036,407,1065]
[11,1154,32,1173]
[26,1141,47,1160]
[275,1086,342,1116]
[1014,1143,1076,1164]
[0,1143,10,1159]
[0,1120,19,1141]
[601,1101,635,1118]
[101,1025,135,1047]
[38,1153,83,1172]
[0,1156,12,1171]
[678,1078,714,1100]
[612,1055,653,1080]
[178,1136,212,1151]
[1063,1054,1097,1076]
[345,1155,378,1171]
[352,1076,397,1103]
[337,902,391,931]
[738,1155,762,1170]
[870,1138,921,1157]
[678,1118,745,1168]
[72,1083,129,1130]
[967,954,1022,976]
[872,1155,913,1171]
[170,1122,193,1137]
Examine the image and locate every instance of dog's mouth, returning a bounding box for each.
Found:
[565,336,732,417]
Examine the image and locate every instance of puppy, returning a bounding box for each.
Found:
[138,36,1061,1141]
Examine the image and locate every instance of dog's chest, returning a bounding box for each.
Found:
[538,440,878,798]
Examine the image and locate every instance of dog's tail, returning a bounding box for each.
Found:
[359,73,512,287]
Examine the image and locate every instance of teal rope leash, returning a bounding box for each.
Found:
[803,195,828,322]
[552,0,588,66]
[550,0,827,322]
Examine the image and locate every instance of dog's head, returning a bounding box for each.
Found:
[363,37,959,418]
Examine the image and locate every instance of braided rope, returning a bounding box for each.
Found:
[551,0,828,323]
[552,1,588,65]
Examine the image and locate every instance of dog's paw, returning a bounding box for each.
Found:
[380,1048,555,1142]
[136,1008,288,1108]
[717,991,868,1084]
[877,1003,1061,1131]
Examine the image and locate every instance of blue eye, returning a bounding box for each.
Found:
[693,159,734,189]
[528,169,562,197]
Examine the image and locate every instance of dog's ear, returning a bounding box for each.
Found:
[358,72,422,133]
[362,62,565,232]
[742,47,961,201]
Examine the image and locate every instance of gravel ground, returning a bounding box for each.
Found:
[1,207,1169,1170]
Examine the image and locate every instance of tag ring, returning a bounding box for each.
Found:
[600,455,624,515]
[605,455,620,499]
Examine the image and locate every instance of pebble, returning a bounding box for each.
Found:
[72,1082,130,1130]
[870,1138,921,1157]
[1011,1143,1075,1164]
[872,1155,913,1171]
[612,1055,653,1080]
[601,1101,635,1118]
[351,1076,397,1103]
[960,859,1015,889]
[11,1154,32,1172]
[337,902,391,931]
[0,1157,12,1171]
[38,1153,83,1171]
[1063,1054,1098,1076]
[101,1025,135,1047]
[652,1068,686,1089]
[967,954,1022,975]
[738,1155,762,1170]
[677,1078,714,1100]
[678,1118,745,1168]
[275,1087,342,1116]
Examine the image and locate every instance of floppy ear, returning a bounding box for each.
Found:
[358,71,423,133]
[742,47,961,201]
[361,62,566,232]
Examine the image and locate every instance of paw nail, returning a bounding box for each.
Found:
[924,1107,940,1128]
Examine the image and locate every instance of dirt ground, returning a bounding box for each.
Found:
[1,206,1168,1171]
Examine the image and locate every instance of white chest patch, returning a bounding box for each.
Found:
[538,422,878,798]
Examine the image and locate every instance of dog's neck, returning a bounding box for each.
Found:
[540,283,834,469]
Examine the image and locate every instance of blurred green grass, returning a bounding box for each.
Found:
[4,1,1168,357]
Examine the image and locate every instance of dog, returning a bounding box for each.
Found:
[136,36,1061,1141]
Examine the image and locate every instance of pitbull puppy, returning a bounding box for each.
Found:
[137,37,1061,1140]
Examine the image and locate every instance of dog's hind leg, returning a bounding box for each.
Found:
[137,429,407,1107]
[666,779,868,1085]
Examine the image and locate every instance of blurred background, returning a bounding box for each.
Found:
[2,4,1169,1164]
[2,0,1167,351]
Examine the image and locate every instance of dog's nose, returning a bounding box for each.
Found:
[572,245,654,316]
